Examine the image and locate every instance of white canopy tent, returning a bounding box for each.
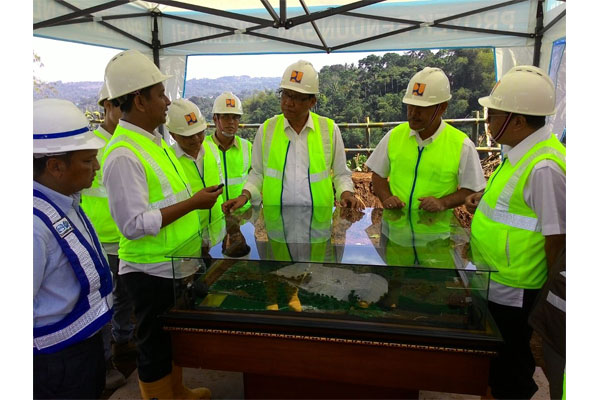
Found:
[33,0,566,135]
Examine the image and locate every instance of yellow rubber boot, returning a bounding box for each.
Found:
[288,289,302,312]
[138,374,174,400]
[171,364,211,399]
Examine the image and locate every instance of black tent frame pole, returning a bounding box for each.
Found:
[533,0,544,67]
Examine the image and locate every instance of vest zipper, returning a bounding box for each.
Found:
[408,146,424,211]
[194,162,211,223]
[221,148,229,200]
[482,158,507,199]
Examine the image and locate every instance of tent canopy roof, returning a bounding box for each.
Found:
[34,0,565,59]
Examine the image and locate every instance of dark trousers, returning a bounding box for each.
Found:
[488,289,540,399]
[34,332,105,399]
[122,272,175,382]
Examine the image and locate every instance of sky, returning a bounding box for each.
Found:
[33,36,400,82]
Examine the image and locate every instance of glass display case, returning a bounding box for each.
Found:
[161,206,502,398]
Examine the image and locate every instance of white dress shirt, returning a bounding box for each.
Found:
[365,121,487,192]
[244,114,354,206]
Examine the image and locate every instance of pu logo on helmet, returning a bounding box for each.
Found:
[290,70,303,83]
[412,83,426,96]
[185,112,198,125]
[53,217,73,238]
[226,99,236,108]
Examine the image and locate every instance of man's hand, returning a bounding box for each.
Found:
[418,196,446,212]
[222,193,249,214]
[339,191,365,210]
[190,185,223,210]
[464,192,483,214]
[382,195,405,209]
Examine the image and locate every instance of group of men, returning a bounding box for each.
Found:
[34,48,565,400]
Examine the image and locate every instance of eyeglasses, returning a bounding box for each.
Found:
[277,89,312,103]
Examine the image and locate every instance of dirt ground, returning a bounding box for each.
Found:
[350,170,545,370]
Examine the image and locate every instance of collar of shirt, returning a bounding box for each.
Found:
[95,126,112,141]
[409,121,446,148]
[118,120,163,146]
[211,132,240,150]
[283,114,315,136]
[34,180,81,212]
[503,125,552,165]
[172,141,205,162]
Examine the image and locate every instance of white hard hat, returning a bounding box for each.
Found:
[279,60,319,94]
[212,91,243,115]
[33,99,105,155]
[478,65,556,116]
[166,99,207,137]
[97,82,109,107]
[402,67,452,107]
[104,49,172,100]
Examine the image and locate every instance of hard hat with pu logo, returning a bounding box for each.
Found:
[402,67,452,107]
[166,98,207,137]
[279,60,319,94]
[212,91,243,115]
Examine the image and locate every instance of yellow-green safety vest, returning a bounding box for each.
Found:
[102,125,200,264]
[261,113,335,207]
[81,129,121,244]
[470,134,566,289]
[388,122,465,217]
[175,140,224,227]
[205,135,252,202]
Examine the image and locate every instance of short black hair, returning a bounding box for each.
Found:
[522,114,547,130]
[33,153,73,180]
[117,85,153,113]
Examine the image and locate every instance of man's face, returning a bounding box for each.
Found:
[406,104,440,132]
[279,89,316,121]
[142,83,171,127]
[60,149,100,193]
[485,108,512,144]
[215,113,240,136]
[172,130,205,157]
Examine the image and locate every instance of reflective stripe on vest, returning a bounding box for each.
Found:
[33,190,113,354]
[261,113,334,207]
[102,125,201,264]
[546,290,566,313]
[476,146,565,232]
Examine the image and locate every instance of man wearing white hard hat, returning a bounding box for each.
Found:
[366,66,485,213]
[166,98,224,228]
[34,98,113,399]
[205,91,252,205]
[466,66,566,399]
[101,49,218,399]
[81,83,131,391]
[222,60,361,213]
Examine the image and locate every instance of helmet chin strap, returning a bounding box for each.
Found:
[215,116,236,138]
[415,103,442,133]
[490,112,513,144]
